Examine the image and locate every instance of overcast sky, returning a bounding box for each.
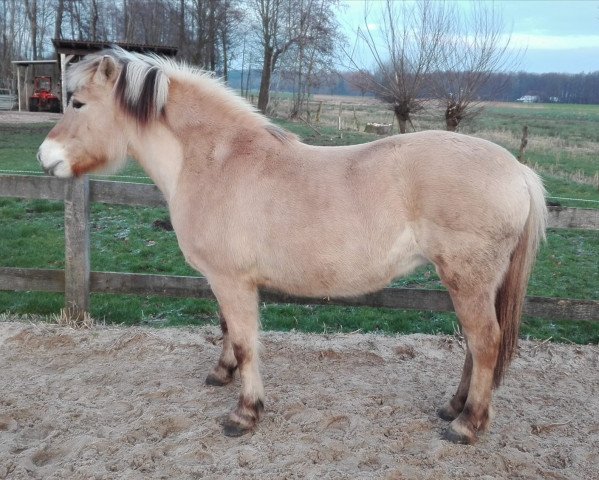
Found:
[337,1,599,74]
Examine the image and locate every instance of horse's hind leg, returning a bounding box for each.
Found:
[205,311,238,386]
[210,279,264,437]
[443,288,500,444]
[438,348,472,421]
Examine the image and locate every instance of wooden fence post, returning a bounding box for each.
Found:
[518,125,529,164]
[64,176,90,320]
[315,101,323,123]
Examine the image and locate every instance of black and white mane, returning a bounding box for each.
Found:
[66,47,292,143]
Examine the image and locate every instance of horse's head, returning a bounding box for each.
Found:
[37,55,127,177]
[37,49,169,177]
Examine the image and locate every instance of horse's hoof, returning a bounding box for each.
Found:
[205,373,232,387]
[222,419,253,437]
[221,397,264,437]
[437,405,460,422]
[444,422,477,445]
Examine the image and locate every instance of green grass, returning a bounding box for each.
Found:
[471,103,599,143]
[0,105,597,344]
[0,123,149,180]
[273,118,380,146]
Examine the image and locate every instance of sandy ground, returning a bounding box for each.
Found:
[0,111,61,124]
[1,109,599,478]
[0,321,597,479]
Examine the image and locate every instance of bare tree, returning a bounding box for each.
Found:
[356,0,450,133]
[216,0,245,81]
[286,0,340,118]
[0,0,27,86]
[251,0,339,114]
[432,2,517,131]
[252,0,289,113]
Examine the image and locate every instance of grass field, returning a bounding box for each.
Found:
[0,100,597,343]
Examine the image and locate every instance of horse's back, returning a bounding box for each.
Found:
[379,130,532,229]
[299,130,531,231]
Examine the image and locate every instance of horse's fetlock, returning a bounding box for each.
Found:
[236,395,264,421]
[478,405,494,432]
[205,361,237,386]
[460,403,493,432]
[232,343,248,366]
[438,402,460,422]
[445,417,478,445]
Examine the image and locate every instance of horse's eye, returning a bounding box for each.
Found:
[72,100,85,109]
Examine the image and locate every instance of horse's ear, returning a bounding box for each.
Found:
[93,56,118,85]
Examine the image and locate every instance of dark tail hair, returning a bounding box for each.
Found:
[493,167,547,388]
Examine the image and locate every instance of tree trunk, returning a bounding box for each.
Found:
[397,117,407,134]
[518,125,529,164]
[221,29,228,82]
[25,0,38,59]
[54,0,64,40]
[179,0,186,49]
[394,110,409,134]
[444,102,461,132]
[91,0,99,41]
[445,116,459,132]
[123,0,131,41]
[393,102,412,134]
[208,0,217,71]
[258,46,274,114]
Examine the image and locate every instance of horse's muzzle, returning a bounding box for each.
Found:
[37,140,72,178]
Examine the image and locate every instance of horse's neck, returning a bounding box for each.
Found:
[127,123,184,202]
[127,78,272,200]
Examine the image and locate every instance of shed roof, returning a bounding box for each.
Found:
[52,39,178,57]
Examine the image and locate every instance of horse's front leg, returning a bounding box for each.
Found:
[205,311,238,386]
[210,279,264,437]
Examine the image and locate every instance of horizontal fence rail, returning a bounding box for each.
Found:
[0,267,597,322]
[1,175,597,229]
[1,174,598,322]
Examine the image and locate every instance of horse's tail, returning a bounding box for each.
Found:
[493,166,547,388]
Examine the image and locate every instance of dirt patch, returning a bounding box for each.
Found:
[0,320,597,479]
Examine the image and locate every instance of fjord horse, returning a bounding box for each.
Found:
[38,48,547,444]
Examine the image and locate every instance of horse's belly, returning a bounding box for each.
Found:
[260,224,427,298]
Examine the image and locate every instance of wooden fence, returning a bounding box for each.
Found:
[1,174,598,322]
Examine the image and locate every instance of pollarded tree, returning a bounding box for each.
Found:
[356,0,450,133]
[431,2,517,131]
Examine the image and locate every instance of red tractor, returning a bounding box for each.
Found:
[29,76,61,113]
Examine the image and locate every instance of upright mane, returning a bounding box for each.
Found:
[66,47,295,142]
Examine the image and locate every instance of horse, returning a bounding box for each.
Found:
[37,48,547,444]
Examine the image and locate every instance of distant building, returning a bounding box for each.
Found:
[516,95,540,103]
